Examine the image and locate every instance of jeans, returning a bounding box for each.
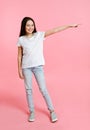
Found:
[22,65,54,112]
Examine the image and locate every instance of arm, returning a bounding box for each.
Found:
[45,24,79,37]
[17,46,24,79]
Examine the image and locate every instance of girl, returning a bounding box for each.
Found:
[17,17,79,122]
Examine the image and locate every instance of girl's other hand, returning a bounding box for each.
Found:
[19,69,24,79]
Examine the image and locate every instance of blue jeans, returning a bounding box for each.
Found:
[22,65,54,112]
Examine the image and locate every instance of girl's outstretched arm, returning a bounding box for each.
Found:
[45,24,80,37]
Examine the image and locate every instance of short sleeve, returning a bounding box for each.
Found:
[17,37,22,47]
[38,31,45,40]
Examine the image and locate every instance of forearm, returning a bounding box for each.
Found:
[45,24,79,37]
[17,56,24,79]
[17,47,24,79]
[18,56,22,73]
[17,47,23,71]
[54,25,71,33]
[45,25,70,37]
[45,25,71,37]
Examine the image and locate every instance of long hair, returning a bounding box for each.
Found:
[19,17,37,37]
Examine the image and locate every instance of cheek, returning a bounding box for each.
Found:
[31,26,34,30]
[25,26,29,32]
[32,25,34,28]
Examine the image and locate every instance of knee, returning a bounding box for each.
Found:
[26,89,32,95]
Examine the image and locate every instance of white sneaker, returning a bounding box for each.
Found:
[50,111,58,123]
[28,112,35,122]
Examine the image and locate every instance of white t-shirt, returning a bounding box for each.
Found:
[17,31,45,68]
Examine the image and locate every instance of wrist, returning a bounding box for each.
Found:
[69,25,73,28]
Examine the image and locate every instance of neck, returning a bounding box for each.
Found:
[26,33,33,37]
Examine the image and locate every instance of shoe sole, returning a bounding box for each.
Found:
[51,118,58,123]
[28,119,35,122]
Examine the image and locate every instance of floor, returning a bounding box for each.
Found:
[0,66,89,130]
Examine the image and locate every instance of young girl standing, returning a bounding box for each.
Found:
[17,17,79,122]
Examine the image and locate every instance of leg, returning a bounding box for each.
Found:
[32,66,54,111]
[22,68,34,112]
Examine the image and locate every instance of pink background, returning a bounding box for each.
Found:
[0,0,89,130]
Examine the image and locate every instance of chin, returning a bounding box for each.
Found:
[27,32,33,34]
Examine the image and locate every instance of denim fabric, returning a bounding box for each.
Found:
[22,65,54,112]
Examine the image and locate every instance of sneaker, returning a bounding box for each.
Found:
[28,112,35,122]
[50,111,58,123]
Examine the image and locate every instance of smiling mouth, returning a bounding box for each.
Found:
[28,29,33,32]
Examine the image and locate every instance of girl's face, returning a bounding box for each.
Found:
[25,20,34,35]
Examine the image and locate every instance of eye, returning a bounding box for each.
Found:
[26,24,30,27]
